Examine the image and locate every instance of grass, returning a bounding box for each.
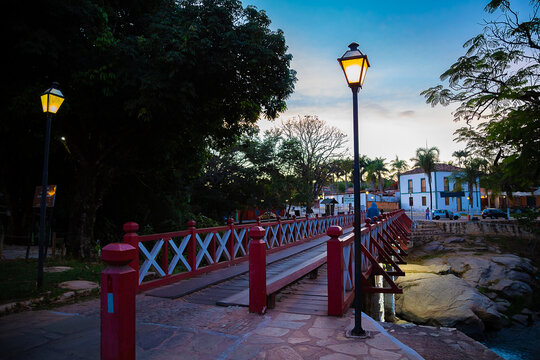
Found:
[0,258,104,308]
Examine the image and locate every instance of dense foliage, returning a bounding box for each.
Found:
[422,0,540,192]
[2,0,296,257]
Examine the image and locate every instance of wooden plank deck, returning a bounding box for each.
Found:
[188,242,327,307]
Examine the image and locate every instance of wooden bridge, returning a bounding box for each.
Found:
[121,210,411,316]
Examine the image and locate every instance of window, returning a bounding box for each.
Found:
[444,177,449,191]
[421,178,426,192]
[422,196,427,206]
[408,179,413,193]
[445,197,449,206]
[457,197,462,211]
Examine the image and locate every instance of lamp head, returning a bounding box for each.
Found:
[338,42,370,89]
[41,82,65,114]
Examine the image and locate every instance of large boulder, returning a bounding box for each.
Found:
[424,254,536,298]
[395,272,503,338]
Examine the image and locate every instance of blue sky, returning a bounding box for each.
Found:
[247,0,532,164]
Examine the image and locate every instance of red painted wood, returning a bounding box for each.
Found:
[101,243,137,360]
[188,220,197,272]
[123,222,139,273]
[327,226,344,316]
[249,226,266,314]
[131,213,354,291]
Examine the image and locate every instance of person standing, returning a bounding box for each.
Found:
[425,207,430,220]
[367,202,380,220]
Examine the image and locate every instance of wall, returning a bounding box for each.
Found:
[433,220,537,239]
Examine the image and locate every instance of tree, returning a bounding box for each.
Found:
[280,115,347,213]
[421,0,540,190]
[452,150,470,167]
[411,146,440,213]
[390,156,409,190]
[366,157,388,193]
[452,158,485,211]
[2,0,296,257]
[191,130,302,222]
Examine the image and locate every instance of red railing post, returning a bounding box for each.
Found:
[123,222,139,274]
[327,225,344,316]
[101,243,137,360]
[276,216,282,249]
[188,220,197,272]
[249,226,267,314]
[227,218,235,260]
[292,215,297,242]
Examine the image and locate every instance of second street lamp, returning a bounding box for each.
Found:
[37,82,65,288]
[338,42,370,337]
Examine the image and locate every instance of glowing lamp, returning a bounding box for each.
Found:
[41,82,65,114]
[338,42,370,88]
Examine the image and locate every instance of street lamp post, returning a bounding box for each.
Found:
[338,42,370,337]
[37,82,65,288]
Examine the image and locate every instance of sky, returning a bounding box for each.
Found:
[245,0,532,164]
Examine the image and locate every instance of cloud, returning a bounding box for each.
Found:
[398,110,415,117]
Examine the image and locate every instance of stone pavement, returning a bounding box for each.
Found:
[0,294,502,360]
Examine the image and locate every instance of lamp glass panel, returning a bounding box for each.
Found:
[40,94,48,112]
[48,94,64,113]
[341,58,365,85]
[360,60,369,87]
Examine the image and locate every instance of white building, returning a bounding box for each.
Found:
[399,164,481,214]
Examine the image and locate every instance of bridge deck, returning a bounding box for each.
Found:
[145,227,352,302]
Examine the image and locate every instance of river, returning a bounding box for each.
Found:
[482,324,540,360]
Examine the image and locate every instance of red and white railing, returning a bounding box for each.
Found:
[123,213,357,291]
[327,210,410,316]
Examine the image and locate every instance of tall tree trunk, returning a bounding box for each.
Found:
[66,164,104,258]
[428,174,433,216]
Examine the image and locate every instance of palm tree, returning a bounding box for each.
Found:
[366,157,388,193]
[452,150,469,167]
[411,146,440,215]
[453,158,485,213]
[390,156,409,190]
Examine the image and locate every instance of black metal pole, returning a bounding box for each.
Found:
[37,113,52,288]
[351,86,366,336]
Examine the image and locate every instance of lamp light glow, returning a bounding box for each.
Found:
[338,43,370,88]
[41,83,65,114]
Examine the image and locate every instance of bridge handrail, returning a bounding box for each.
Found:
[124,212,362,291]
[327,209,409,316]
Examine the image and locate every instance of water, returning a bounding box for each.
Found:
[482,324,540,360]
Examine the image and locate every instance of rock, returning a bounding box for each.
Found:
[511,314,529,326]
[444,237,465,244]
[423,242,444,252]
[44,266,72,273]
[521,308,533,315]
[401,264,450,274]
[395,273,503,338]
[491,255,536,274]
[435,255,535,296]
[494,299,510,312]
[58,280,99,291]
[490,279,532,297]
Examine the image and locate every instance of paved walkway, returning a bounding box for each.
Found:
[0,294,502,359]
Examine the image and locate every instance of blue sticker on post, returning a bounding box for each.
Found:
[107,293,114,313]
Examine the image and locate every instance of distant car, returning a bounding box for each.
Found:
[482,208,508,219]
[432,209,459,220]
[260,211,277,220]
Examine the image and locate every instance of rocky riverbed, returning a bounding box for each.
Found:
[394,221,539,341]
